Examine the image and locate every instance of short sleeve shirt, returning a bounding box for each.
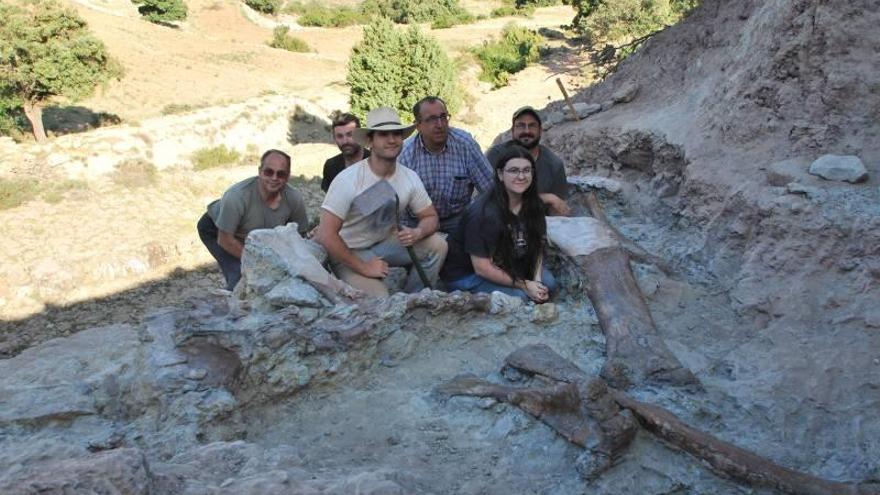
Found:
[208,176,309,241]
[398,127,494,220]
[321,159,433,250]
[486,142,569,199]
[441,191,531,282]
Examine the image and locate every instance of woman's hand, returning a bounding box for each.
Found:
[523,280,549,302]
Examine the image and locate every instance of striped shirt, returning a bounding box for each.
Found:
[398,127,494,221]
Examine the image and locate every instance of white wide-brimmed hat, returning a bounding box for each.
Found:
[353,107,415,146]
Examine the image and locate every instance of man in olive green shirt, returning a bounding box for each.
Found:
[197,149,308,289]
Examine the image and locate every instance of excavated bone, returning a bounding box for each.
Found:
[441,344,879,495]
[546,209,697,388]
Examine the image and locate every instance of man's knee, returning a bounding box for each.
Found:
[414,233,448,260]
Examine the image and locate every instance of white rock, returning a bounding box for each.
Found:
[265,277,324,307]
[567,175,624,194]
[490,291,523,314]
[530,302,559,323]
[809,154,868,183]
[612,83,639,103]
[572,102,602,119]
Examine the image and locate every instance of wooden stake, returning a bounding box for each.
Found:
[556,77,580,121]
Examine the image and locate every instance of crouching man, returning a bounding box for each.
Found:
[197,149,309,290]
[315,107,447,297]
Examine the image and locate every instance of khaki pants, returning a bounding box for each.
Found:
[331,233,448,297]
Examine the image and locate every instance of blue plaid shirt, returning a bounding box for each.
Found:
[398,127,494,220]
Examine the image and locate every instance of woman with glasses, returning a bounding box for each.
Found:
[441,145,557,303]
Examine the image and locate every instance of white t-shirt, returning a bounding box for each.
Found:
[322,159,433,249]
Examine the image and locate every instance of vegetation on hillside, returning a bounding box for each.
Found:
[191,145,242,171]
[360,0,473,26]
[473,24,543,88]
[267,26,310,52]
[245,0,281,14]
[131,0,188,24]
[0,0,122,142]
[0,176,88,210]
[283,2,365,27]
[347,17,461,122]
[566,0,699,77]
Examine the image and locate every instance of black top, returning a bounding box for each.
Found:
[321,148,371,192]
[441,190,530,283]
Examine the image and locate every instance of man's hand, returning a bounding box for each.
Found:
[361,256,390,279]
[396,226,422,247]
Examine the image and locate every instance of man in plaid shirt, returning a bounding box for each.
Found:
[398,96,494,234]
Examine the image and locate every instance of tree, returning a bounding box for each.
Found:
[0,0,122,142]
[243,0,280,15]
[132,0,188,24]
[347,17,461,123]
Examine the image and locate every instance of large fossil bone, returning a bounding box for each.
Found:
[546,192,698,388]
[440,344,879,495]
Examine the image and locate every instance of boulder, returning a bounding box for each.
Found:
[612,83,639,104]
[766,156,814,186]
[572,103,602,119]
[240,223,357,306]
[809,154,869,183]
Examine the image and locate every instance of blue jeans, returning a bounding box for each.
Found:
[446,267,557,302]
[197,213,241,290]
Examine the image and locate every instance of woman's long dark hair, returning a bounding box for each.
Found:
[485,144,546,281]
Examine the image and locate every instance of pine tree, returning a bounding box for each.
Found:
[347,18,461,123]
[0,0,123,141]
[132,0,188,24]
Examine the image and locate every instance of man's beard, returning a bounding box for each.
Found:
[513,134,539,150]
[340,144,361,158]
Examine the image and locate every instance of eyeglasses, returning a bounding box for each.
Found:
[513,122,540,131]
[261,167,289,179]
[420,113,449,125]
[503,167,533,177]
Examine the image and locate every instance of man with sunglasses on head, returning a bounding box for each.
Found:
[398,96,494,234]
[197,149,309,290]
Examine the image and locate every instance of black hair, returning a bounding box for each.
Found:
[330,111,361,129]
[260,149,291,169]
[485,145,546,281]
[412,96,447,122]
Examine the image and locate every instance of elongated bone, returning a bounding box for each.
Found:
[546,216,698,388]
[449,344,879,495]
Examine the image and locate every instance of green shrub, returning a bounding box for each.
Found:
[0,177,40,210]
[244,0,281,14]
[473,23,543,88]
[285,1,365,27]
[567,0,698,40]
[132,0,188,23]
[0,176,89,209]
[191,145,241,171]
[160,103,195,115]
[112,159,159,188]
[268,26,310,52]
[359,0,473,25]
[347,17,462,122]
